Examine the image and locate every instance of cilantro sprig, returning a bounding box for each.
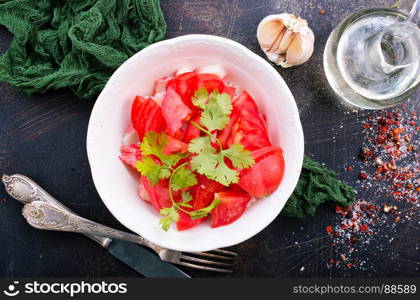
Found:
[189,88,255,186]
[136,132,186,185]
[136,87,255,231]
[136,132,220,231]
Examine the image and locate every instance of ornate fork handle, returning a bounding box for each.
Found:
[22,201,162,254]
[2,174,110,247]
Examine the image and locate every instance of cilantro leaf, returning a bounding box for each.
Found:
[171,166,197,191]
[211,158,239,186]
[188,136,214,154]
[190,199,220,219]
[192,87,208,109]
[140,132,185,167]
[190,152,219,176]
[159,206,179,231]
[200,91,232,132]
[136,156,170,185]
[178,191,193,208]
[189,136,239,186]
[222,144,255,169]
[189,136,219,175]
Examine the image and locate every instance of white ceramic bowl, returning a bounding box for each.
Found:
[87,34,304,252]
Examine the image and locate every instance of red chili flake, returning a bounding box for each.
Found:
[347,166,353,171]
[326,225,332,234]
[360,224,369,232]
[325,225,332,234]
[358,172,368,180]
[320,9,326,14]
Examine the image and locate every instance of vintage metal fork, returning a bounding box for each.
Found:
[2,174,237,273]
[22,201,236,273]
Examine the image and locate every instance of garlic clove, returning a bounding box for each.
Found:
[284,29,314,67]
[268,27,286,53]
[257,13,315,67]
[257,19,284,50]
[276,30,295,54]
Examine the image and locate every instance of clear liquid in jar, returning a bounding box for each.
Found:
[337,13,419,100]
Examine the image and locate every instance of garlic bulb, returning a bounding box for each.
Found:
[257,13,315,68]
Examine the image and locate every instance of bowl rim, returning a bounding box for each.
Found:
[87,34,304,251]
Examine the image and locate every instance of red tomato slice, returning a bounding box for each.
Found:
[119,144,141,169]
[176,176,224,231]
[163,135,188,155]
[176,72,197,81]
[222,86,236,98]
[167,73,199,108]
[196,73,225,93]
[193,176,225,210]
[177,209,205,231]
[141,176,179,212]
[238,147,285,198]
[233,91,259,113]
[195,73,221,82]
[218,110,239,147]
[220,91,271,150]
[183,111,201,143]
[132,97,166,140]
[162,86,192,134]
[131,95,146,132]
[198,79,224,93]
[231,127,271,151]
[148,109,166,135]
[211,191,251,228]
[135,99,156,138]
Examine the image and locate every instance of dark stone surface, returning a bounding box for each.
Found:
[0,0,418,277]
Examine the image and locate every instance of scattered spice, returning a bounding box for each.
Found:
[326,104,419,271]
[320,9,326,14]
[359,106,419,204]
[358,172,368,180]
[347,165,353,171]
[326,225,333,234]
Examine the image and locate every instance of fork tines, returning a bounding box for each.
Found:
[178,249,238,273]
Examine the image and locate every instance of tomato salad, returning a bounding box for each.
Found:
[120,65,285,231]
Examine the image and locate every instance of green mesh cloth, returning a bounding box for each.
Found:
[0,0,354,218]
[0,0,166,99]
[281,156,355,218]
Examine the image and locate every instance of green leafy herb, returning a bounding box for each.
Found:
[188,133,254,186]
[136,156,170,185]
[191,87,208,109]
[170,166,197,191]
[188,89,254,186]
[222,144,254,169]
[140,132,185,168]
[200,90,232,132]
[178,191,193,208]
[137,87,255,231]
[190,199,220,219]
[159,206,179,231]
[159,191,193,231]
